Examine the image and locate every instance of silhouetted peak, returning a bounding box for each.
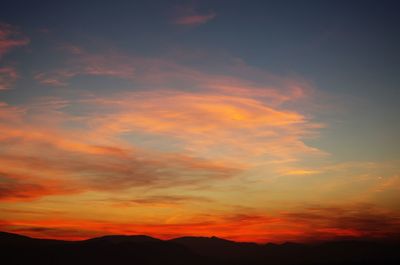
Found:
[86,234,161,244]
[0,231,33,242]
[0,231,66,247]
[210,236,225,240]
[264,242,279,246]
[171,236,233,243]
[281,241,303,246]
[2,231,400,265]
[0,231,30,238]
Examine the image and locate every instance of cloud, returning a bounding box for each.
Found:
[0,67,18,90]
[0,141,237,201]
[172,5,216,26]
[35,47,135,86]
[108,195,214,208]
[0,97,239,201]
[1,46,325,202]
[0,23,29,90]
[174,12,216,26]
[281,204,400,242]
[0,22,29,57]
[83,89,319,164]
[34,47,322,163]
[0,171,76,201]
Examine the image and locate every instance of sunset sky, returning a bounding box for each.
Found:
[0,0,399,243]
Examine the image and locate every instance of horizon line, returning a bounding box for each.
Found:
[2,230,396,245]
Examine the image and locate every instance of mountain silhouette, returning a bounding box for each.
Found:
[84,234,162,244]
[170,236,263,260]
[1,231,399,265]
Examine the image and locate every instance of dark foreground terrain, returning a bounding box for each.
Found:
[1,231,399,265]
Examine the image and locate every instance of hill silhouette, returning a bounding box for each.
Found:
[1,231,400,265]
[84,234,162,244]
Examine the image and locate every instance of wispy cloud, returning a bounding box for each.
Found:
[0,96,238,201]
[0,23,29,90]
[280,204,400,242]
[108,195,214,208]
[35,47,135,86]
[0,66,18,90]
[0,22,29,57]
[1,46,325,203]
[83,89,319,165]
[172,5,216,26]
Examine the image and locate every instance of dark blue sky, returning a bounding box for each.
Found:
[2,1,399,98]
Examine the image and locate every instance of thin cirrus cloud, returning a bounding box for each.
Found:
[0,22,29,57]
[0,23,29,90]
[107,195,214,208]
[0,94,238,202]
[0,66,18,90]
[83,90,320,164]
[35,46,136,86]
[0,46,325,204]
[0,100,237,201]
[172,5,216,26]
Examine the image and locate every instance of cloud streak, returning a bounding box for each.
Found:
[35,47,135,86]
[172,6,216,26]
[174,12,216,26]
[0,46,325,204]
[0,98,238,201]
[0,23,29,90]
[0,67,18,90]
[0,22,29,57]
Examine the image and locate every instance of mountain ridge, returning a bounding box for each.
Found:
[1,231,400,265]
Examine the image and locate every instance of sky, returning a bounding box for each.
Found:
[0,0,399,243]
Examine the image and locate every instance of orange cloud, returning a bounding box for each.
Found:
[0,171,76,201]
[1,47,325,203]
[31,48,322,165]
[107,195,214,208]
[0,143,237,202]
[0,98,239,201]
[84,90,319,164]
